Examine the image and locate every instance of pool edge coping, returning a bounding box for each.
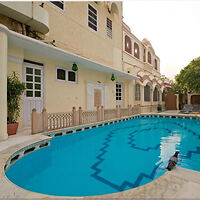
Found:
[1,112,200,198]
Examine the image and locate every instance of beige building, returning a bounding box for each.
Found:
[122,22,170,112]
[0,1,169,140]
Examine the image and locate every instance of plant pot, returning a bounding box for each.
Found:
[7,123,19,136]
[157,105,162,112]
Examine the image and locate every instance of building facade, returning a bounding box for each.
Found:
[122,22,170,112]
[0,1,169,140]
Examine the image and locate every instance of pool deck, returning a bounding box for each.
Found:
[1,111,200,199]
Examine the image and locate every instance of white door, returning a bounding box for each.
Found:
[87,82,106,110]
[116,82,123,107]
[23,62,44,126]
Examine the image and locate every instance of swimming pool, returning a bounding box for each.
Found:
[5,116,200,196]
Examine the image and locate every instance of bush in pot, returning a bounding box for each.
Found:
[7,72,26,135]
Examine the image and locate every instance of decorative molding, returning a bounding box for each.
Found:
[8,55,23,64]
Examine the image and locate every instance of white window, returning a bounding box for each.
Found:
[56,67,77,83]
[116,83,122,101]
[107,18,112,38]
[50,1,64,10]
[88,4,97,31]
[135,84,140,101]
[25,66,42,98]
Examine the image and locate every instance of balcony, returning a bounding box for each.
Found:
[0,2,49,34]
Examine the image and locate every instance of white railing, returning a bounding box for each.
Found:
[82,110,98,124]
[104,109,116,120]
[48,112,72,130]
[121,108,129,117]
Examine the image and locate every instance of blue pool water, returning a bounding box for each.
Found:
[6,117,200,196]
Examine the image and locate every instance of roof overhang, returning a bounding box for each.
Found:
[0,24,138,80]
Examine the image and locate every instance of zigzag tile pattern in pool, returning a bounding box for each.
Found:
[90,119,200,192]
[90,123,163,192]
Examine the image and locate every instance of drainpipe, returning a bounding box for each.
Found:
[32,1,34,20]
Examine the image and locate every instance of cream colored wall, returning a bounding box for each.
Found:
[7,44,133,129]
[38,1,123,71]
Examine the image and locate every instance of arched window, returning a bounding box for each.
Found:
[153,87,159,101]
[154,59,157,70]
[135,84,140,101]
[144,84,150,101]
[143,49,146,62]
[148,51,151,64]
[125,35,132,54]
[134,42,140,59]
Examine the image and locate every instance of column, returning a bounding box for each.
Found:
[140,85,144,106]
[159,91,162,105]
[150,88,153,112]
[175,94,179,110]
[187,94,191,105]
[0,31,8,141]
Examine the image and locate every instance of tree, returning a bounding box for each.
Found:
[174,57,200,93]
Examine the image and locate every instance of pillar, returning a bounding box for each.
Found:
[140,85,144,106]
[42,108,48,132]
[150,88,153,112]
[101,106,104,121]
[116,105,121,118]
[78,107,83,125]
[175,94,179,110]
[97,106,101,122]
[31,109,38,134]
[159,90,162,105]
[187,94,191,105]
[0,31,8,141]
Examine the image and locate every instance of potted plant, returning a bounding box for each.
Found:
[157,104,162,112]
[7,72,26,135]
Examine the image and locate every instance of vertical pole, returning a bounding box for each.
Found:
[97,106,101,122]
[79,107,82,125]
[0,31,8,140]
[72,107,76,126]
[31,109,37,134]
[116,105,120,118]
[128,104,132,116]
[176,94,179,110]
[187,94,191,105]
[101,106,104,121]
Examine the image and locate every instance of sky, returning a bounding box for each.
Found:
[123,0,200,80]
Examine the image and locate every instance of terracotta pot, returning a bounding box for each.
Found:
[7,123,19,136]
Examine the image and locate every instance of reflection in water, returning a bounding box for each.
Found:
[159,134,181,165]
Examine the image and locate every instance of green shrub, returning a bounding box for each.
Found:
[7,72,26,123]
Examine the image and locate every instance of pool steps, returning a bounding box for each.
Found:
[4,113,200,172]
